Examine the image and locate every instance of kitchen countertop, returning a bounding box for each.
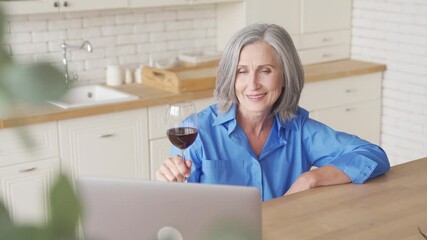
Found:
[0,59,385,129]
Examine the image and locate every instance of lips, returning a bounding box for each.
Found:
[246,93,267,100]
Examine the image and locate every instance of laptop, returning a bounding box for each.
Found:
[76,177,262,240]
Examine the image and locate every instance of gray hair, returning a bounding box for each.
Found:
[214,23,304,121]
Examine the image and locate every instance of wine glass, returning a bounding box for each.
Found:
[165,101,198,179]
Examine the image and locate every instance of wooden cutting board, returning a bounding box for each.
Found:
[141,60,218,93]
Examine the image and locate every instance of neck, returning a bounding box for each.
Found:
[237,109,274,137]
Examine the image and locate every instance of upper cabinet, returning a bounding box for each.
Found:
[217,0,352,65]
[0,0,128,15]
[128,0,240,8]
[301,0,352,34]
[0,0,241,15]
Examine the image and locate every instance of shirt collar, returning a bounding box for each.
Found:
[213,104,237,126]
[212,104,303,131]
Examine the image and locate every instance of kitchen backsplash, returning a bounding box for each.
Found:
[352,0,427,165]
[3,4,217,84]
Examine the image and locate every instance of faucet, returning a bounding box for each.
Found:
[60,40,93,85]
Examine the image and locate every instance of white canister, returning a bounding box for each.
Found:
[134,65,143,84]
[125,68,133,84]
[106,65,122,86]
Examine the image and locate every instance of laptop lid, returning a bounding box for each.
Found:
[76,177,262,240]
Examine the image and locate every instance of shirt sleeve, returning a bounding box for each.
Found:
[302,118,390,184]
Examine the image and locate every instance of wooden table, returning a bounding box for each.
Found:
[262,157,427,240]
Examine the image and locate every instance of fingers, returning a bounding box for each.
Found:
[155,155,192,182]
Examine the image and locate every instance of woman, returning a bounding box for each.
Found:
[156,23,390,201]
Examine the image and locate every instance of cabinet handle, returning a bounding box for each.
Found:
[345,108,353,112]
[322,53,332,58]
[322,38,333,42]
[63,1,68,7]
[53,1,59,7]
[19,167,37,173]
[98,133,115,138]
[345,89,355,93]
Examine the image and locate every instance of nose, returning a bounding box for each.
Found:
[248,72,261,91]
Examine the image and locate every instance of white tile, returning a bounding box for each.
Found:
[116,13,146,24]
[4,32,32,44]
[32,30,67,43]
[83,16,115,28]
[101,25,133,36]
[10,20,47,33]
[10,42,47,55]
[117,33,149,45]
[105,45,137,57]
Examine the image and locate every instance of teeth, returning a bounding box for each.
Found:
[247,94,265,99]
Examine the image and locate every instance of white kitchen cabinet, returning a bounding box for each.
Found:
[300,72,383,145]
[0,122,59,167]
[217,0,352,65]
[0,0,127,15]
[298,0,352,64]
[129,0,240,8]
[300,0,352,34]
[149,138,171,179]
[0,158,60,225]
[217,0,300,50]
[0,122,60,225]
[58,109,150,181]
[147,97,215,178]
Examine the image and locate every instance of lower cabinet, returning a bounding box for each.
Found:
[149,138,171,180]
[300,72,383,145]
[0,158,60,225]
[310,100,381,144]
[58,109,150,181]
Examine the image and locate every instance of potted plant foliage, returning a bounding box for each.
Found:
[0,6,82,240]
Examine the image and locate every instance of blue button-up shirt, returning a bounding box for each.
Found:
[171,104,390,201]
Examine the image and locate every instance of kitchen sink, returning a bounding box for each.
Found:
[47,84,139,109]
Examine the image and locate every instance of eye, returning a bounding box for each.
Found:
[237,68,248,74]
[260,68,271,74]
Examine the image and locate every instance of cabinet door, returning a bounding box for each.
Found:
[129,0,187,8]
[149,138,171,180]
[246,0,300,35]
[301,0,352,33]
[59,109,150,181]
[0,122,59,167]
[58,0,128,12]
[0,158,60,225]
[311,100,381,145]
[0,0,57,15]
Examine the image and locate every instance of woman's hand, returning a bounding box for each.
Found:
[155,154,192,182]
[284,166,351,196]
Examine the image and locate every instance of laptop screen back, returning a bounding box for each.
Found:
[77,177,262,240]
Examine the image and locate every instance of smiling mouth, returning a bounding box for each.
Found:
[246,93,267,99]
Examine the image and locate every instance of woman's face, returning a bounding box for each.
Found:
[235,41,283,116]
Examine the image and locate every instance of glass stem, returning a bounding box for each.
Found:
[182,149,187,183]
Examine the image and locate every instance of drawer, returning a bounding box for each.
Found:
[0,122,59,167]
[300,30,350,49]
[298,44,350,65]
[300,72,382,111]
[148,97,215,139]
[310,100,381,145]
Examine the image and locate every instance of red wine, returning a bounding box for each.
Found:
[166,127,198,150]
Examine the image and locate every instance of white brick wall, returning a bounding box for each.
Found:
[4,5,217,84]
[352,0,427,165]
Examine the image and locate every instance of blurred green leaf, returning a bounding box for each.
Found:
[0,5,80,240]
[48,174,82,240]
[0,63,67,102]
